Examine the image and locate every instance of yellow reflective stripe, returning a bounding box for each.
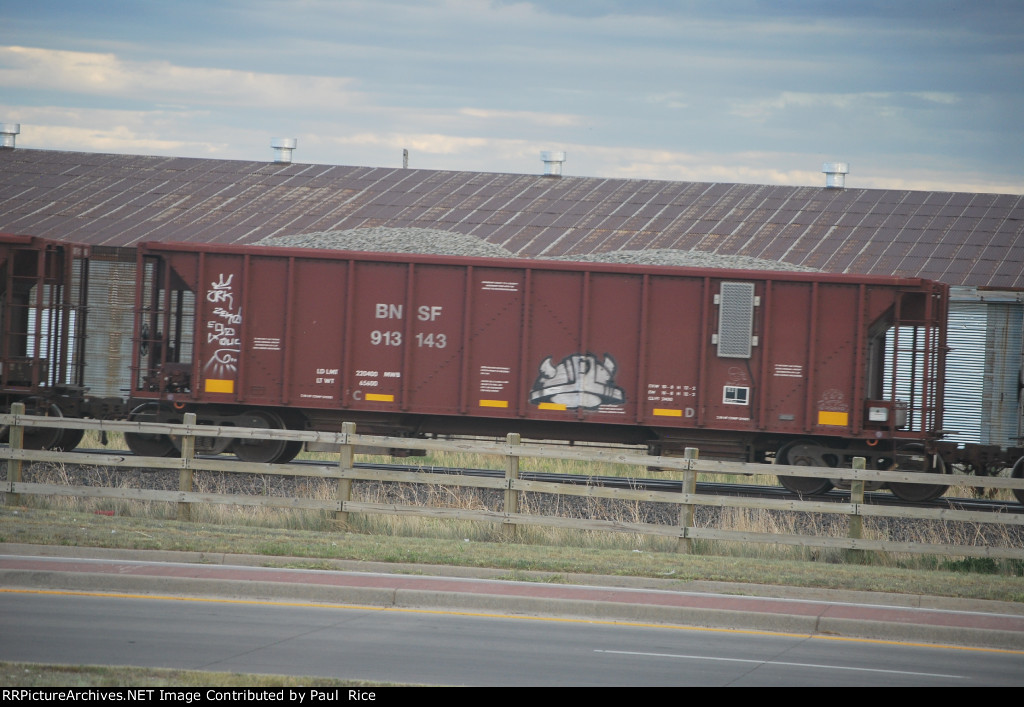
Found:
[204,379,234,394]
[817,410,849,427]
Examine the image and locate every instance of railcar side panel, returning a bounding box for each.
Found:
[807,282,862,436]
[465,266,525,418]
[240,255,288,404]
[585,272,643,423]
[522,268,584,417]
[638,275,704,426]
[759,280,812,434]
[404,263,467,414]
[701,276,764,432]
[520,269,645,423]
[195,252,245,401]
[346,261,408,411]
[287,257,348,407]
[133,242,948,455]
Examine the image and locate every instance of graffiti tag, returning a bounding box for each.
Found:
[529,353,626,410]
[204,273,241,380]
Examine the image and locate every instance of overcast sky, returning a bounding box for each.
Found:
[3,0,1022,194]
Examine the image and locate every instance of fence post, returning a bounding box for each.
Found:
[178,412,197,522]
[675,447,699,554]
[847,456,866,563]
[335,422,356,528]
[5,402,25,506]
[503,433,521,540]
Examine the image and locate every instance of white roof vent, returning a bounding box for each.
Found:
[271,137,297,163]
[822,162,849,189]
[541,150,566,177]
[0,123,20,149]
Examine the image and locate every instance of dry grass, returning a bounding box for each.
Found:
[7,431,1023,574]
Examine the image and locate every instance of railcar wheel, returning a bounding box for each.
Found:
[124,403,178,458]
[887,443,949,503]
[1010,456,1024,507]
[233,410,293,464]
[18,398,63,451]
[278,440,303,464]
[51,427,85,452]
[776,439,835,496]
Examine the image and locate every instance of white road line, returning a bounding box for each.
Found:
[594,649,965,679]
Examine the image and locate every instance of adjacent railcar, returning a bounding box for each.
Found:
[126,241,950,501]
[0,233,90,450]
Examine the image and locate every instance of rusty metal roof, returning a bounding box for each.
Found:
[1,148,1021,288]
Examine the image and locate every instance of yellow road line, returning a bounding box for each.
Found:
[3,587,1020,656]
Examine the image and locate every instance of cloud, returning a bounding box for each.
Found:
[909,92,960,105]
[458,107,582,127]
[0,46,365,111]
[1,104,232,155]
[729,91,895,121]
[329,131,490,155]
[0,0,1018,197]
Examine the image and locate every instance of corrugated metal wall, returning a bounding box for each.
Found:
[81,248,136,399]
[944,288,1024,448]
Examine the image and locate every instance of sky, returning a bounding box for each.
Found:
[2,0,1023,194]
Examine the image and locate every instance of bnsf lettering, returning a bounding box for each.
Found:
[375,303,403,319]
[417,305,443,321]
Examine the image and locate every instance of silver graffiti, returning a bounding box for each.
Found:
[529,353,626,410]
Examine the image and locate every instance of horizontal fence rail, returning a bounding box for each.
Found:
[3,406,1024,561]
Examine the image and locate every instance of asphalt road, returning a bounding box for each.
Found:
[4,590,1022,686]
[2,545,1023,686]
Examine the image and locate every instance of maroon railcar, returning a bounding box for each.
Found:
[0,233,90,450]
[127,241,949,499]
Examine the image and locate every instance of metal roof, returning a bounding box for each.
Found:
[1,148,1021,288]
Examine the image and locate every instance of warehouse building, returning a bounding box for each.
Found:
[0,139,1020,462]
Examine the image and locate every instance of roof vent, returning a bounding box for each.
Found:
[271,137,297,163]
[822,162,849,189]
[540,150,566,177]
[0,123,20,149]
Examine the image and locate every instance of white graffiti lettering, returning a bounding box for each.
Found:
[212,307,242,324]
[206,273,235,309]
[204,272,242,380]
[204,348,239,379]
[207,320,239,345]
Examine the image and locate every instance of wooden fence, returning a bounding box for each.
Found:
[3,403,1024,560]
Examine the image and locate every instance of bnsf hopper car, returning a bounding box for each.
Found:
[124,241,956,503]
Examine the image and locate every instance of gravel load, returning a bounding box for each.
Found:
[260,227,818,272]
[258,227,515,258]
[544,248,819,272]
